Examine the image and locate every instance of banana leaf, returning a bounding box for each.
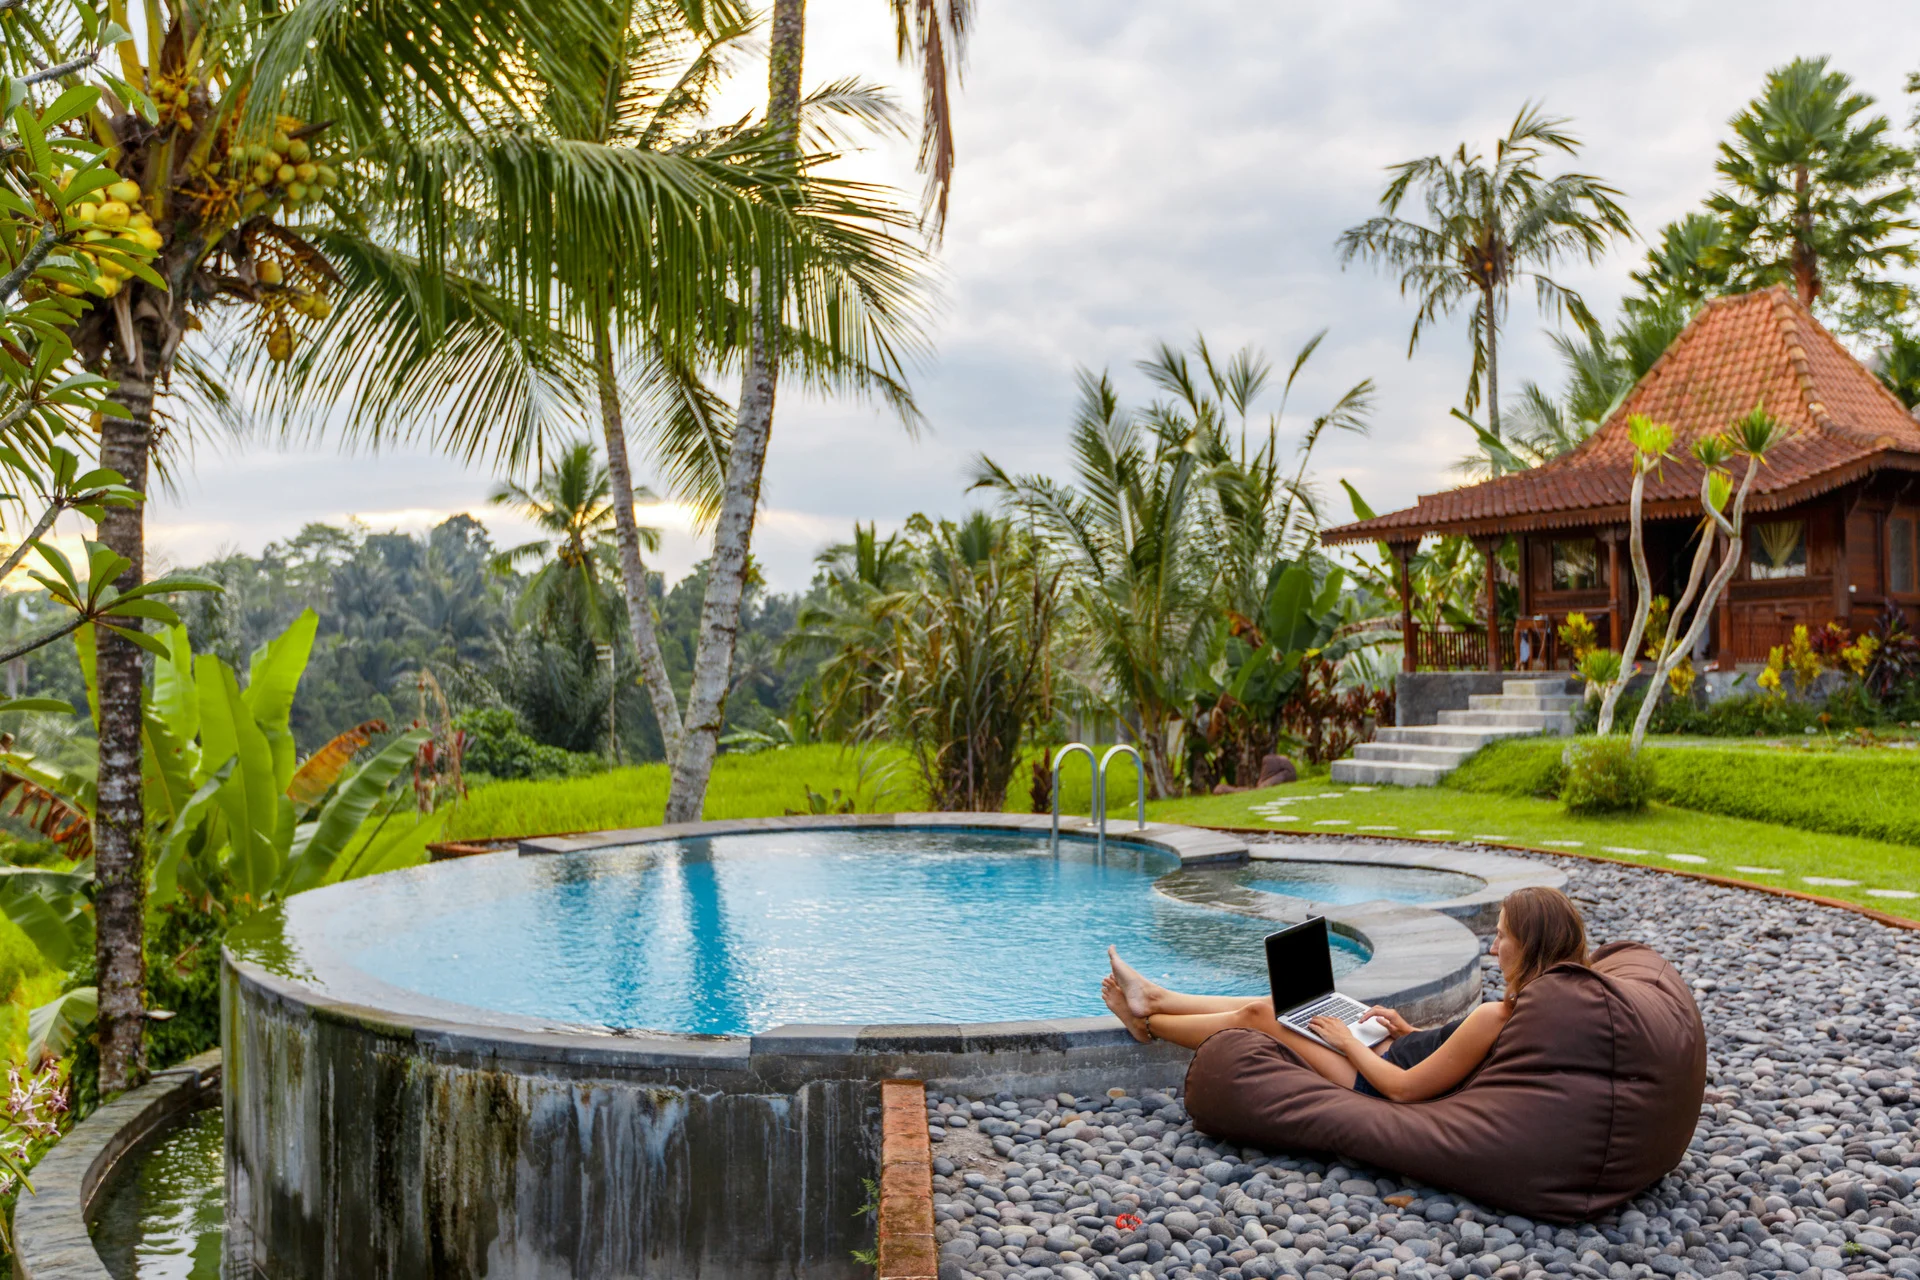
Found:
[286,719,389,810]
[327,808,444,886]
[27,986,96,1068]
[284,728,429,895]
[0,867,93,968]
[240,608,317,792]
[199,658,283,900]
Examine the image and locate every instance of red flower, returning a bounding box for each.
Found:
[1115,1212,1143,1232]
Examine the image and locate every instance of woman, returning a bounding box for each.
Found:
[1102,887,1587,1102]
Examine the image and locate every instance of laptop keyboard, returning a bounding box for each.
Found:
[1284,995,1364,1025]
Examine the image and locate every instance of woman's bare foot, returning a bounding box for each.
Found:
[1108,946,1163,1019]
[1102,976,1151,1042]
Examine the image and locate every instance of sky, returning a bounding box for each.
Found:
[122,0,1920,590]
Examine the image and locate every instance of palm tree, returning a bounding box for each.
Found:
[1629,213,1732,311]
[1337,105,1633,439]
[489,442,653,643]
[1708,56,1916,324]
[37,0,798,1092]
[663,0,972,824]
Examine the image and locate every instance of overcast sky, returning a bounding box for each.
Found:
[130,0,1920,590]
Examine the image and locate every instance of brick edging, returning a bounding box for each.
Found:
[1203,824,1920,933]
[877,1078,937,1280]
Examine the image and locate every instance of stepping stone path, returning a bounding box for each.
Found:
[928,847,1920,1280]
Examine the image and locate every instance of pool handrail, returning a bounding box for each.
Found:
[1097,744,1147,858]
[1049,743,1099,855]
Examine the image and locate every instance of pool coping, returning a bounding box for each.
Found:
[223,813,1487,1079]
[13,1049,222,1280]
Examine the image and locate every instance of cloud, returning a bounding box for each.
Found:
[142,1,1920,591]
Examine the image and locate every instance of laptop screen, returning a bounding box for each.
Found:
[1265,917,1336,1014]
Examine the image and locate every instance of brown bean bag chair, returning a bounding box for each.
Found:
[1183,942,1705,1222]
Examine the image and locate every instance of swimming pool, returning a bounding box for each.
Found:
[296,830,1366,1034]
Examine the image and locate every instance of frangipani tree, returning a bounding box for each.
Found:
[1627,407,1788,750]
[5,0,802,1092]
[1592,414,1672,735]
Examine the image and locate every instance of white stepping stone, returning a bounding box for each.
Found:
[1357,825,1399,831]
[1314,793,1343,799]
[1312,819,1351,826]
[1349,786,1377,792]
[1603,847,1651,857]
[1868,888,1920,899]
[1733,866,1784,875]
[1665,853,1708,864]
[1472,835,1511,842]
[1414,829,1454,836]
[1541,840,1584,848]
[1802,876,1859,887]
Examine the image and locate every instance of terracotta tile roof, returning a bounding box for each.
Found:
[1321,286,1920,545]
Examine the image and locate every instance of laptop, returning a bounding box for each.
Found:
[1266,917,1390,1050]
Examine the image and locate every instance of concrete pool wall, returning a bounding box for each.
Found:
[221,813,1524,1279]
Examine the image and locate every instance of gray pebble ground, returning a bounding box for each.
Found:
[927,850,1920,1280]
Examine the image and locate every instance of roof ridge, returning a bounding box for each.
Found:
[1769,287,1838,442]
[1775,288,1917,447]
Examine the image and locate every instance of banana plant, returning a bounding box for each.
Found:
[2,611,438,1061]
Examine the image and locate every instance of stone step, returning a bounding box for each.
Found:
[1436,708,1579,732]
[1350,741,1479,767]
[1467,692,1585,713]
[1503,677,1576,698]
[1373,724,1540,750]
[1330,758,1450,787]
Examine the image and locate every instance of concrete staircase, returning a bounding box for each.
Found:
[1331,677,1580,787]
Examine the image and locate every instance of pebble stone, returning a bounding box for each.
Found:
[925,848,1920,1280]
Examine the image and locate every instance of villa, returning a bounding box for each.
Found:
[1322,286,1920,672]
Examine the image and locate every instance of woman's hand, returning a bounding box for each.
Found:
[1307,1015,1363,1055]
[1361,1006,1415,1037]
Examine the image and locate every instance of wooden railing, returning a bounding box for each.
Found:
[1409,626,1515,672]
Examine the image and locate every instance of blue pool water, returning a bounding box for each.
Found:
[1236,859,1483,907]
[315,831,1368,1035]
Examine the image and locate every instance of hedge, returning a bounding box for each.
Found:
[1446,737,1920,847]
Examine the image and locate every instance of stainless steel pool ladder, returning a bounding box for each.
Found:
[1097,744,1147,858]
[1049,743,1097,855]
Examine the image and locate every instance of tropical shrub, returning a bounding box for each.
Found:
[1559,738,1655,814]
[456,708,602,782]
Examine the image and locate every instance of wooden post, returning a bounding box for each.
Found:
[1474,535,1502,672]
[1393,541,1416,673]
[1831,503,1852,631]
[1603,528,1625,652]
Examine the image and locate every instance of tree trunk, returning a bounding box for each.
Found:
[94,353,155,1095]
[591,309,684,757]
[1483,286,1500,438]
[1793,164,1817,306]
[662,0,805,823]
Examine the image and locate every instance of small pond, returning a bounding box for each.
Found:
[89,1107,229,1280]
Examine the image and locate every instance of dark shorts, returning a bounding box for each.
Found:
[1352,1016,1468,1098]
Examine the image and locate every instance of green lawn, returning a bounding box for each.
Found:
[1150,772,1920,922]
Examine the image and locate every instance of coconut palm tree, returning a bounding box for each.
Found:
[663,0,973,824]
[1708,56,1916,324]
[489,442,656,643]
[1337,104,1633,439]
[20,0,809,1092]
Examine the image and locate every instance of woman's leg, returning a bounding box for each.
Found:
[1107,947,1253,1015]
[1142,997,1358,1088]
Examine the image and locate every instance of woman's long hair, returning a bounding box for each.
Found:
[1500,886,1588,1008]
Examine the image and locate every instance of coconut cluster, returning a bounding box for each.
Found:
[63,175,159,298]
[236,115,340,219]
